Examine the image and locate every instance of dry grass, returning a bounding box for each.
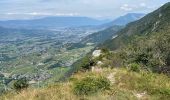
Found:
[1,83,78,100]
[1,68,170,100]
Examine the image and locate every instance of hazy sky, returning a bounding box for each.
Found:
[0,0,169,20]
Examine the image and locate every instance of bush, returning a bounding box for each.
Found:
[166,53,170,66]
[13,78,29,91]
[129,63,140,72]
[80,56,96,70]
[73,76,110,95]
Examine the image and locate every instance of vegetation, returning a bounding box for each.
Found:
[73,76,110,95]
[0,2,170,100]
[100,2,170,74]
[81,25,123,45]
[128,63,140,72]
[118,32,170,74]
[1,68,170,100]
[13,78,29,92]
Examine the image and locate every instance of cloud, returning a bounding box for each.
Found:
[140,3,146,7]
[120,2,158,12]
[0,0,169,20]
[3,12,79,16]
[120,4,133,11]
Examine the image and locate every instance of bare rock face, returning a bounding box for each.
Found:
[97,61,103,65]
[92,50,101,57]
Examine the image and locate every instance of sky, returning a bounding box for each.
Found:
[0,0,169,20]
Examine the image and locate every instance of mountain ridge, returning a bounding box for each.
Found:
[101,2,170,50]
[78,13,145,46]
[102,13,145,27]
[0,16,110,29]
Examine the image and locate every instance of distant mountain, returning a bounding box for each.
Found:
[0,16,110,29]
[103,13,145,27]
[80,25,123,45]
[78,13,144,45]
[100,2,170,50]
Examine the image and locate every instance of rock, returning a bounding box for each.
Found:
[97,61,103,65]
[29,80,37,84]
[107,72,116,84]
[92,50,101,57]
[134,92,147,99]
[91,66,102,73]
[37,63,44,66]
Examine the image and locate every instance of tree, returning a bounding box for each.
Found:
[13,78,29,92]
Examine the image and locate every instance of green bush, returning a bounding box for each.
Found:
[129,63,140,72]
[13,78,29,91]
[73,76,110,95]
[80,56,96,70]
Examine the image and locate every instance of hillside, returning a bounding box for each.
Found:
[96,2,170,74]
[101,2,170,50]
[1,68,170,100]
[0,2,170,100]
[80,25,123,45]
[79,13,145,45]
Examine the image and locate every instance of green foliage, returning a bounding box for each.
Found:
[116,69,170,98]
[99,2,170,74]
[101,48,110,54]
[101,2,170,50]
[13,78,29,91]
[73,76,110,95]
[99,53,123,68]
[117,32,170,73]
[167,54,170,66]
[72,55,96,71]
[128,63,140,72]
[81,56,95,70]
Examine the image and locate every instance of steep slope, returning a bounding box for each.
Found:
[0,17,109,29]
[96,2,170,74]
[1,68,170,100]
[101,2,170,50]
[80,25,123,45]
[1,3,170,100]
[79,13,145,45]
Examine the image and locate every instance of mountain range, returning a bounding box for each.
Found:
[0,13,144,30]
[0,2,170,100]
[79,13,145,45]
[103,13,145,27]
[0,17,109,29]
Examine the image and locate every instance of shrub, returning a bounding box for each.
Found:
[13,78,29,92]
[73,76,110,95]
[166,53,170,66]
[129,63,140,72]
[80,56,96,70]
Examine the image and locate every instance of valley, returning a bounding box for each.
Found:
[0,1,169,99]
[0,13,142,92]
[0,27,98,92]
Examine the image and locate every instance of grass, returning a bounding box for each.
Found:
[1,68,170,100]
